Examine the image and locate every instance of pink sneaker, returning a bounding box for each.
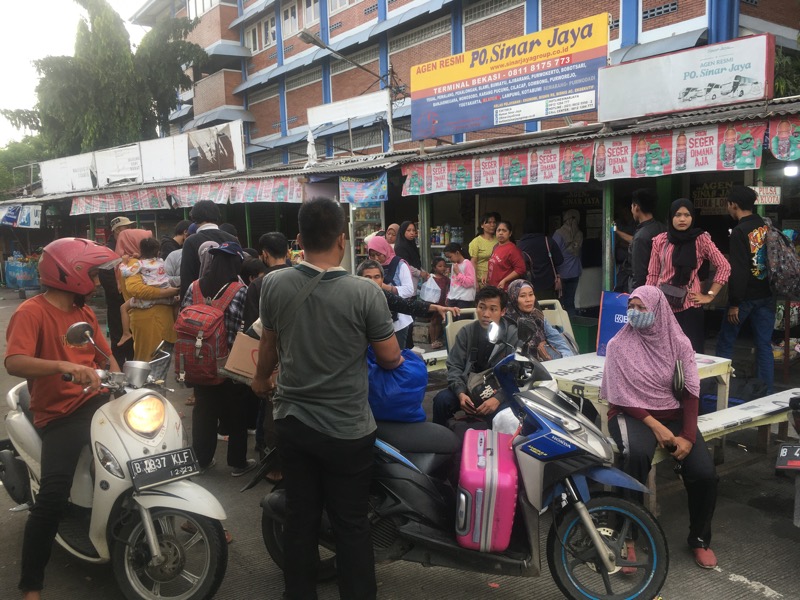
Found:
[693,547,717,569]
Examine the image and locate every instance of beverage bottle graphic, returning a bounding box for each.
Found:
[675,131,687,171]
[595,142,606,178]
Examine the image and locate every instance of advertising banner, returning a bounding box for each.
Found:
[751,185,781,205]
[401,141,594,195]
[70,188,171,215]
[410,13,609,140]
[340,172,389,203]
[596,291,629,357]
[594,121,767,181]
[0,205,38,228]
[95,144,143,187]
[769,116,800,161]
[598,34,774,122]
[40,154,95,195]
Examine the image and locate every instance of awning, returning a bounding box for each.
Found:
[229,0,276,29]
[610,28,707,65]
[236,0,453,94]
[183,107,255,131]
[369,0,449,37]
[246,131,308,154]
[130,0,173,27]
[206,41,252,59]
[169,105,193,122]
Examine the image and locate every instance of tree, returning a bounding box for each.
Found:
[1,0,205,157]
[0,136,52,200]
[135,18,208,135]
[774,48,800,98]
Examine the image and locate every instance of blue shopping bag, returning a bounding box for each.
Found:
[367,348,427,422]
[597,291,629,357]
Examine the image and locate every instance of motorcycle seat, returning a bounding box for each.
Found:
[375,421,460,476]
[17,386,39,435]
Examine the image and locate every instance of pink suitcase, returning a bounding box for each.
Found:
[455,429,519,552]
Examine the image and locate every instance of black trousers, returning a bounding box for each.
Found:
[674,306,705,354]
[19,395,108,592]
[609,413,718,549]
[276,416,376,600]
[192,379,248,469]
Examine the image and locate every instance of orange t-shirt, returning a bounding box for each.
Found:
[5,295,112,427]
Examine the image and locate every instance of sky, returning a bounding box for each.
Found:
[0,0,149,147]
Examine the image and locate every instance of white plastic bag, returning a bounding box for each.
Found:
[419,277,441,303]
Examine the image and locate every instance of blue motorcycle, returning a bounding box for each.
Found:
[246,322,669,599]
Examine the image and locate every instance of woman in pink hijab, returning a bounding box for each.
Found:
[601,285,718,570]
[366,236,415,347]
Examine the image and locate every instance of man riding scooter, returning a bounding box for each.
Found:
[5,238,120,600]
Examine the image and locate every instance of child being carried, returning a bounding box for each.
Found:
[118,237,177,347]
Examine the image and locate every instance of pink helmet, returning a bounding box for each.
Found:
[39,238,119,295]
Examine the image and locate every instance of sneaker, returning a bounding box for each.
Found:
[217,434,229,442]
[231,458,257,477]
[693,547,718,569]
[247,429,257,436]
[199,459,216,475]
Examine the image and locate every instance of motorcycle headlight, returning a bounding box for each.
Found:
[124,395,166,438]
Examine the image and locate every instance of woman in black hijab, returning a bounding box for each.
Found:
[645,199,731,352]
[393,221,428,290]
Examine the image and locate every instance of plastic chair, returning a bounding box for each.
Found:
[445,308,476,351]
[538,299,574,339]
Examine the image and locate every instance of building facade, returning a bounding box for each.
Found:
[132,0,799,168]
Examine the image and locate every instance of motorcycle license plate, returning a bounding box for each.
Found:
[776,445,800,470]
[128,448,199,491]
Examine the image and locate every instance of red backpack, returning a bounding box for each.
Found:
[174,280,245,385]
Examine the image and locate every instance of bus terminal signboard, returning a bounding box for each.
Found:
[410,13,609,140]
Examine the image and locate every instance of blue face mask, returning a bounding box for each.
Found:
[627,308,656,330]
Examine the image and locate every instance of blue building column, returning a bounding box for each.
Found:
[451,0,465,143]
[708,0,740,44]
[621,0,639,48]
[524,0,539,133]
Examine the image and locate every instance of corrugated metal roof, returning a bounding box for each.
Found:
[230,150,418,179]
[398,97,800,163]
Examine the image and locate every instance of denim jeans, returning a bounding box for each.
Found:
[561,276,580,317]
[716,297,775,393]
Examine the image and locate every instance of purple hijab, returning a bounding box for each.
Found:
[600,285,699,410]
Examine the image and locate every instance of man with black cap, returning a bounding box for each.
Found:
[180,201,238,300]
[160,219,192,259]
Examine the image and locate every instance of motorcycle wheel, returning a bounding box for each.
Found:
[112,508,228,600]
[547,496,668,600]
[262,483,338,581]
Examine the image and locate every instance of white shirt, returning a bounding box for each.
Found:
[391,261,414,331]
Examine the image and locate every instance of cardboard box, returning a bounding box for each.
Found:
[223,332,260,381]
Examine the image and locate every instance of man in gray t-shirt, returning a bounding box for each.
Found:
[252,198,402,600]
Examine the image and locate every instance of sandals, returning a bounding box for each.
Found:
[185,396,196,406]
[430,340,444,350]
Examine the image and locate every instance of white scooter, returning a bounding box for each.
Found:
[0,322,228,600]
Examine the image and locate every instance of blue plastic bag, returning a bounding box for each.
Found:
[367,348,427,422]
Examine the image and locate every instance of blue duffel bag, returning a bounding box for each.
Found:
[367,348,428,423]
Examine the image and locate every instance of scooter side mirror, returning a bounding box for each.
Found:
[487,322,500,344]
[66,322,95,346]
[65,322,111,370]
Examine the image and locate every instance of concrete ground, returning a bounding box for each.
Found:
[0,291,799,599]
